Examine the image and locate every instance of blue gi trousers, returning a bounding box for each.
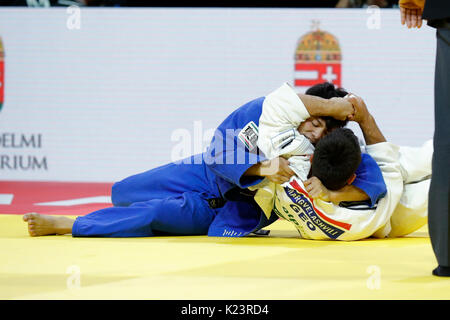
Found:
[72,96,279,237]
[72,154,222,237]
[72,154,269,237]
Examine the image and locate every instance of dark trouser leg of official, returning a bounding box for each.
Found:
[428,28,450,277]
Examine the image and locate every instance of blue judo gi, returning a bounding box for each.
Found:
[72,96,386,238]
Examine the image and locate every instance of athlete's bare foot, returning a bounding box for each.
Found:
[23,212,74,237]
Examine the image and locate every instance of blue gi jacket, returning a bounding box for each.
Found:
[204,97,268,201]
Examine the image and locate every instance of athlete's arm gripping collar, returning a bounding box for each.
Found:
[257,82,311,159]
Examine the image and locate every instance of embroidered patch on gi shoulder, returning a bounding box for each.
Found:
[238,121,259,151]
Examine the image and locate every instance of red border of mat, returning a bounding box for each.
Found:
[0,181,113,215]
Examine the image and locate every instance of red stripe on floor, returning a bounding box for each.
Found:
[0,181,113,215]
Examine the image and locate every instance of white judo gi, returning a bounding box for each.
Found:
[252,82,432,240]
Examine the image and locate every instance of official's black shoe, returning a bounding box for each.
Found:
[432,265,450,277]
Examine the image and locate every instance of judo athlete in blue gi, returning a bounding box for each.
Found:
[22,82,387,238]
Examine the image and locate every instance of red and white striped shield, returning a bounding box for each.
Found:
[294,22,342,90]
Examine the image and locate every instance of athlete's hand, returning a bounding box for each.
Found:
[345,93,371,125]
[400,5,423,29]
[329,97,355,121]
[304,176,331,202]
[259,157,296,184]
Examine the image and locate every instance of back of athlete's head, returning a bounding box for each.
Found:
[311,127,361,191]
[305,82,349,131]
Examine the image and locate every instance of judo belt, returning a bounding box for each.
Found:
[207,189,257,209]
[207,197,227,209]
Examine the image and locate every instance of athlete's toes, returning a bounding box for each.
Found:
[23,212,39,222]
[28,225,37,236]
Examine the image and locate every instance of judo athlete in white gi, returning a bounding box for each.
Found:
[256,87,432,240]
[22,83,386,238]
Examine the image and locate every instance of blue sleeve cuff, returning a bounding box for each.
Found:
[351,153,388,208]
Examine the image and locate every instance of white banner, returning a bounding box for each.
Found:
[0,8,436,182]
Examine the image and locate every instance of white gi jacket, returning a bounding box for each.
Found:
[249,82,315,220]
[252,82,431,240]
[271,142,404,240]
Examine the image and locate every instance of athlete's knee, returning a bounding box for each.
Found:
[111,181,129,207]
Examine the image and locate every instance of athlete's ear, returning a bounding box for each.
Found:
[347,173,356,185]
[309,154,314,163]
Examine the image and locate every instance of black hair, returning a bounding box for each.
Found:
[311,128,361,191]
[305,82,349,131]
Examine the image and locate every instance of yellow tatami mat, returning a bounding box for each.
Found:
[1,214,449,300]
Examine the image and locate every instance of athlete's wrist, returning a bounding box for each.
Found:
[244,162,263,177]
[357,113,374,127]
[327,190,340,205]
[328,97,353,121]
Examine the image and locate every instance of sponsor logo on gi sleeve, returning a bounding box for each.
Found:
[270,129,296,151]
[238,121,259,151]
